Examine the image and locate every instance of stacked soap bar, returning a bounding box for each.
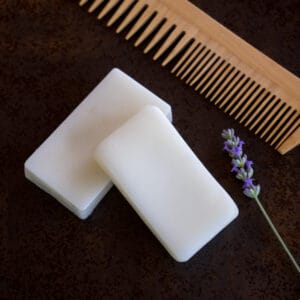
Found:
[94,106,238,262]
[25,69,172,219]
[25,68,238,262]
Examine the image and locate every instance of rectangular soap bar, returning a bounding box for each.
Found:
[25,69,172,219]
[95,106,238,262]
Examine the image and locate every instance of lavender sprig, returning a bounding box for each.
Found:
[222,129,259,198]
[222,128,300,273]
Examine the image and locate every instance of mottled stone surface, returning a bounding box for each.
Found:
[1,0,299,299]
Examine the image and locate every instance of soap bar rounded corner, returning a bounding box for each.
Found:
[166,109,173,123]
[156,105,173,123]
[76,209,90,220]
[227,194,240,220]
[24,161,30,179]
[146,105,169,117]
[173,253,193,263]
[110,67,123,76]
[143,104,173,124]
[163,245,192,263]
[232,202,239,219]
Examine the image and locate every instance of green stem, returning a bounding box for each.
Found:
[254,196,300,273]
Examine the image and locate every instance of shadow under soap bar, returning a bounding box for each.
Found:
[25,68,172,219]
[95,106,238,262]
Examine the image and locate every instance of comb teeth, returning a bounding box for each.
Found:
[135,13,166,46]
[116,1,147,33]
[80,0,300,154]
[97,0,120,19]
[171,41,200,75]
[88,0,105,13]
[196,59,226,93]
[125,5,154,39]
[144,19,176,54]
[181,45,208,80]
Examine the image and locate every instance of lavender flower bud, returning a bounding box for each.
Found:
[232,136,241,147]
[226,139,235,147]
[221,128,235,140]
[232,154,247,168]
[223,141,230,152]
[243,184,261,199]
[247,166,254,178]
[236,168,247,180]
[243,187,254,198]
[243,177,254,189]
[229,145,243,158]
[245,160,253,169]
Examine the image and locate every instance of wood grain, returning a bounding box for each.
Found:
[80,0,300,154]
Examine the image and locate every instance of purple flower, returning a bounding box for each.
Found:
[245,160,253,169]
[223,142,230,152]
[231,145,242,157]
[238,140,245,147]
[221,128,260,199]
[243,177,254,189]
[231,164,239,173]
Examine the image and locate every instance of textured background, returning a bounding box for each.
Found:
[1,0,299,299]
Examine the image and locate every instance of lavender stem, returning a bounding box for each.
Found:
[254,196,300,273]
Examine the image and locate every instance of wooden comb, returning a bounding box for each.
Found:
[79,0,300,154]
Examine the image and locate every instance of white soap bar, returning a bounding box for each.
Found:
[25,69,172,219]
[95,106,238,262]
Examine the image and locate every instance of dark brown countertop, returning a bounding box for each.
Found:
[1,0,299,299]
